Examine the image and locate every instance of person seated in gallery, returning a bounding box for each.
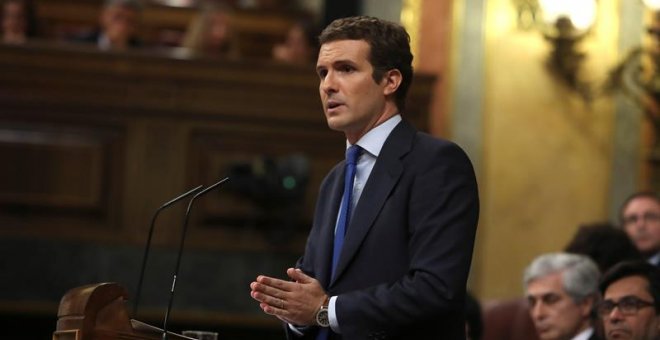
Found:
[482,222,641,340]
[181,2,239,58]
[619,191,660,268]
[271,17,319,65]
[72,0,143,51]
[565,222,643,273]
[598,260,660,340]
[523,253,603,340]
[1,0,37,44]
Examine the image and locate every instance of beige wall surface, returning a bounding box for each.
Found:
[474,0,619,298]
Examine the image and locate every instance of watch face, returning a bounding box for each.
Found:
[316,308,330,327]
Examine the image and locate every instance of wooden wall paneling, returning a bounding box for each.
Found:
[0,43,434,248]
[0,120,124,237]
[185,122,342,251]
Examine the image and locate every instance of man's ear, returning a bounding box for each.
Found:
[382,69,402,96]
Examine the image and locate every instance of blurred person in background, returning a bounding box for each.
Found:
[73,0,142,51]
[481,223,639,340]
[272,17,319,65]
[565,222,643,274]
[1,0,36,44]
[598,261,660,340]
[524,253,603,340]
[182,2,238,58]
[620,192,660,268]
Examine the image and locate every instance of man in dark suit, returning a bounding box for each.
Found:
[524,253,603,340]
[619,192,660,269]
[72,0,142,51]
[250,16,479,340]
[598,261,660,340]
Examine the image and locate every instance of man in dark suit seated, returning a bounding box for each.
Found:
[619,191,660,269]
[73,0,142,51]
[249,15,479,340]
[524,253,603,340]
[597,261,660,340]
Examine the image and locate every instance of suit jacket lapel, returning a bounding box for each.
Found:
[329,120,415,286]
[316,164,345,289]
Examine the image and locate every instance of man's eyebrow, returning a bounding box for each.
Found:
[527,292,557,299]
[317,59,358,71]
[606,295,641,301]
[332,59,357,66]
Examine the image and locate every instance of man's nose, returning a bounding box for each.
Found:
[321,72,337,94]
[530,302,546,320]
[607,306,626,322]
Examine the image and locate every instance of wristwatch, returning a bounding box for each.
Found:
[315,296,330,327]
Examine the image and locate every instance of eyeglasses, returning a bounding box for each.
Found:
[598,296,655,317]
[622,212,660,226]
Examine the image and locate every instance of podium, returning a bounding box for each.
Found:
[53,282,191,340]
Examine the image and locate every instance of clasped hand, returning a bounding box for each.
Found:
[250,267,327,326]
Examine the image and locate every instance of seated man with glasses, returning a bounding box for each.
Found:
[620,192,660,268]
[598,260,660,340]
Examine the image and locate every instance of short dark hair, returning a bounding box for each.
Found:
[618,191,660,225]
[564,222,642,273]
[318,16,414,112]
[599,260,660,315]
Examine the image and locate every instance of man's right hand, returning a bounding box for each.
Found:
[250,268,328,326]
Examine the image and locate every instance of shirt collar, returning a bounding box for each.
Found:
[346,115,402,157]
[571,327,594,340]
[98,33,112,51]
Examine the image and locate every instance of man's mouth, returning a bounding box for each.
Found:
[537,326,551,334]
[608,328,632,338]
[327,100,343,111]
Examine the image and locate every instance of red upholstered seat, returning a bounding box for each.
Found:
[482,298,538,340]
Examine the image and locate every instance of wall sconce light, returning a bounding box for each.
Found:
[537,0,598,100]
[642,0,660,10]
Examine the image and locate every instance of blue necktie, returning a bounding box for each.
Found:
[316,145,361,340]
[331,145,362,280]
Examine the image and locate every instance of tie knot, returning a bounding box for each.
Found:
[346,145,362,165]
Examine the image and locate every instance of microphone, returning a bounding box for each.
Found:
[133,185,204,318]
[162,177,229,340]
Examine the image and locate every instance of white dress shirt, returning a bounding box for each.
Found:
[572,327,594,340]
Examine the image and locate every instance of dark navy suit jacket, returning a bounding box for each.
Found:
[290,120,479,340]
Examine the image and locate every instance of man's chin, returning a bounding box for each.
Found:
[536,328,557,340]
[325,118,347,132]
[607,328,632,339]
